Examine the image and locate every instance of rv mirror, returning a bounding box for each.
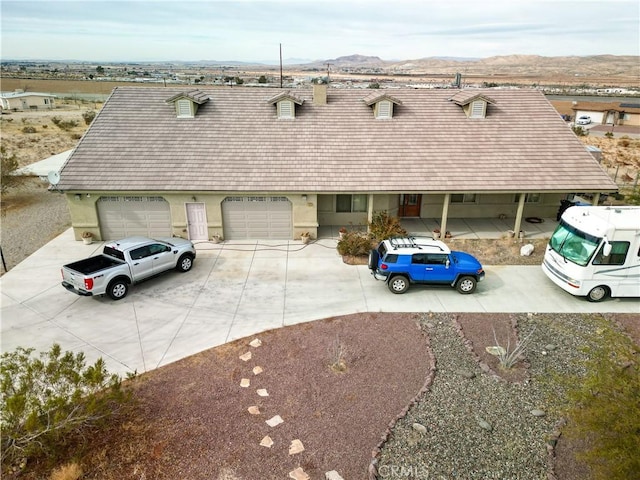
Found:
[603,242,612,257]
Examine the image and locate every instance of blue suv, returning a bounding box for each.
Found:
[369,236,485,294]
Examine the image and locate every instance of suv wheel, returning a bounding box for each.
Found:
[368,249,379,271]
[388,275,409,294]
[456,276,477,294]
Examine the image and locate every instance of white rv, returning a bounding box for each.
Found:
[542,206,640,302]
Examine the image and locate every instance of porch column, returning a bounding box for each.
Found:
[367,194,374,232]
[592,192,601,206]
[513,193,525,236]
[440,193,450,235]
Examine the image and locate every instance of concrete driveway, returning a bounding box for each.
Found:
[1,229,637,376]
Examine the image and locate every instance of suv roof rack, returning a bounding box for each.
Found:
[387,236,448,252]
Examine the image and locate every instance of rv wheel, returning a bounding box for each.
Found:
[587,285,609,302]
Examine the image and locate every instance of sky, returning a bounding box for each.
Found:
[1,0,638,64]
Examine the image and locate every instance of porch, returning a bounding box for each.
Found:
[318,216,558,240]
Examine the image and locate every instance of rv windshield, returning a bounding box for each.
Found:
[549,220,601,266]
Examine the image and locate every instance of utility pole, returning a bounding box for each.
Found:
[325,62,333,83]
[280,43,283,88]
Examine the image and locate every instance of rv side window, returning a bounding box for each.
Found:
[592,241,630,266]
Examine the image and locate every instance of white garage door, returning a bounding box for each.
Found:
[98,196,171,240]
[222,196,292,239]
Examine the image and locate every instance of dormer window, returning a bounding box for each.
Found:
[449,91,496,119]
[165,89,210,118]
[267,91,304,119]
[363,92,402,119]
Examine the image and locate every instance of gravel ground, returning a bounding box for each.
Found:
[375,313,608,480]
[0,177,70,274]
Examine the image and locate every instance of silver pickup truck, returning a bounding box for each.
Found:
[61,236,196,300]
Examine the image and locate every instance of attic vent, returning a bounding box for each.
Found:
[279,100,294,118]
[470,100,485,118]
[377,100,392,118]
[267,91,304,119]
[177,99,192,117]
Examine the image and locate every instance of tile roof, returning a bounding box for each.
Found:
[58,86,617,193]
[572,101,640,113]
[267,91,304,105]
[362,91,403,106]
[164,89,210,104]
[449,90,496,106]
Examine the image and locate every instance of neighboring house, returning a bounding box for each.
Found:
[57,86,617,242]
[572,101,640,127]
[0,90,56,111]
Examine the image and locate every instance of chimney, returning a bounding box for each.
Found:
[313,83,327,106]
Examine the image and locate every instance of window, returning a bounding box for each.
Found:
[148,244,170,255]
[515,193,541,203]
[593,241,629,266]
[130,246,151,260]
[336,194,368,213]
[451,193,477,203]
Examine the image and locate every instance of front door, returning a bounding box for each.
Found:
[186,203,208,241]
[399,194,422,217]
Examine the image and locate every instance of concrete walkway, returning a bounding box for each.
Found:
[1,228,637,376]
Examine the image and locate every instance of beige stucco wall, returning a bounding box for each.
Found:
[66,192,318,241]
[3,95,55,110]
[420,193,565,219]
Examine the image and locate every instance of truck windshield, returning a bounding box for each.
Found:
[548,220,601,266]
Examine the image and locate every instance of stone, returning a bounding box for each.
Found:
[266,415,284,427]
[289,438,305,455]
[520,243,535,256]
[260,435,273,448]
[257,388,269,397]
[478,418,492,431]
[457,369,476,379]
[239,378,250,388]
[253,366,263,375]
[239,351,252,362]
[289,467,310,480]
[249,338,262,348]
[247,406,260,415]
[325,471,344,480]
[531,409,546,417]
[412,423,428,434]
[545,344,557,351]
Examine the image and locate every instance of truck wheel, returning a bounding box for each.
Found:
[368,249,379,271]
[388,275,409,294]
[107,279,129,300]
[587,285,609,302]
[176,254,194,272]
[456,276,477,294]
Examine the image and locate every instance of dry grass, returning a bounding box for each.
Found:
[49,463,83,480]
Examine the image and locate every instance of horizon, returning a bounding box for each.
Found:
[1,1,638,63]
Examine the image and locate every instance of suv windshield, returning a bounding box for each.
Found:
[549,220,601,266]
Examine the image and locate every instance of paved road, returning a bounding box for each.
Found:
[1,229,637,376]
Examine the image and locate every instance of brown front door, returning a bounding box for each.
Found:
[399,194,422,217]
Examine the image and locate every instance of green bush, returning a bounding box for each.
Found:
[572,125,588,136]
[1,344,130,468]
[0,146,20,193]
[561,322,640,480]
[368,211,407,242]
[336,231,374,257]
[21,126,36,134]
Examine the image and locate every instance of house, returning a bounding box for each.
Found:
[572,101,640,127]
[56,85,617,242]
[0,90,56,111]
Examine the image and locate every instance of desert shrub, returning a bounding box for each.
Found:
[604,131,614,138]
[49,462,83,480]
[336,231,374,257]
[368,210,407,242]
[51,117,78,131]
[0,344,130,468]
[21,126,37,134]
[81,110,96,125]
[0,146,20,193]
[617,136,630,148]
[572,125,588,136]
[70,133,82,140]
[560,321,640,480]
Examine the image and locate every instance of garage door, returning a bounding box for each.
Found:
[98,196,171,240]
[222,196,292,239]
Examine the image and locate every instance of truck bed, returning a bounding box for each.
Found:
[64,255,123,275]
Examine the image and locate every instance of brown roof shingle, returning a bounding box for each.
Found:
[58,87,616,193]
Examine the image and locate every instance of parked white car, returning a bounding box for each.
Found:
[576,115,592,125]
